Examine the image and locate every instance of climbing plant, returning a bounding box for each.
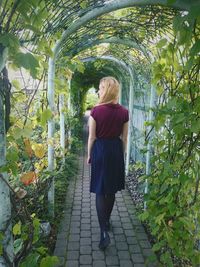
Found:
[140,8,200,266]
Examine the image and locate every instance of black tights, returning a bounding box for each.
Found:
[95,194,115,232]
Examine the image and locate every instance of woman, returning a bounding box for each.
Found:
[87,76,129,250]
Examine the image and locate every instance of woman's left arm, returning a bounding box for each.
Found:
[87,116,96,164]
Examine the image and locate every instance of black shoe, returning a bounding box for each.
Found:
[99,231,110,250]
[105,221,111,231]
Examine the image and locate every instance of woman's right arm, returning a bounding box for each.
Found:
[87,116,96,164]
[121,122,129,153]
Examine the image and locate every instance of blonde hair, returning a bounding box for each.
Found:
[98,76,120,105]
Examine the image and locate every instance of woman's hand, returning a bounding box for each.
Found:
[87,157,91,164]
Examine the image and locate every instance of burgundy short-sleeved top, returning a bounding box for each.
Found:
[90,103,129,138]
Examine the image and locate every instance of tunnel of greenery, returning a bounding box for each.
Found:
[0,0,199,266]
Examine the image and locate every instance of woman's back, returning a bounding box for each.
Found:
[90,103,129,138]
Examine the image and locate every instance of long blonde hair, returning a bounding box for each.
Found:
[97,76,120,105]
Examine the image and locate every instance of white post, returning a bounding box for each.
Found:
[59,93,65,163]
[67,79,72,150]
[144,84,156,210]
[0,85,14,266]
[125,69,134,175]
[47,57,55,217]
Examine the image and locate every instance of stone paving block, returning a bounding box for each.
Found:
[71,214,81,220]
[120,260,134,267]
[105,246,118,256]
[131,253,145,263]
[118,250,131,260]
[56,238,68,248]
[57,231,68,240]
[126,237,138,245]
[91,227,100,234]
[129,244,142,253]
[116,241,129,251]
[81,224,91,230]
[80,230,91,237]
[124,229,136,237]
[136,233,148,240]
[68,234,80,242]
[80,245,92,254]
[111,221,122,228]
[121,217,132,223]
[139,240,152,249]
[80,237,91,245]
[93,260,106,267]
[92,241,100,250]
[70,228,80,234]
[66,250,79,260]
[92,250,105,260]
[115,234,126,242]
[80,254,92,265]
[118,206,128,212]
[67,241,80,250]
[122,222,134,229]
[113,227,124,234]
[81,218,90,224]
[72,210,81,216]
[92,234,100,241]
[133,264,146,267]
[65,260,79,267]
[106,255,119,265]
[54,246,66,257]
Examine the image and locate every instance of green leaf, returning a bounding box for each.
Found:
[14,238,23,255]
[40,109,52,127]
[13,222,21,235]
[6,147,19,162]
[138,211,149,221]
[152,240,165,252]
[14,52,39,78]
[157,38,167,48]
[190,39,200,58]
[80,1,87,8]
[11,80,21,90]
[40,256,59,267]
[20,253,40,267]
[0,33,20,50]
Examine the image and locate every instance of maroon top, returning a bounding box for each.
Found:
[90,103,129,138]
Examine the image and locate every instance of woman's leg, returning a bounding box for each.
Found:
[95,194,107,231]
[95,193,111,249]
[105,194,115,223]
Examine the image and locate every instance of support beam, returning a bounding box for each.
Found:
[68,37,150,60]
[125,68,135,175]
[59,93,65,163]
[47,57,55,217]
[144,84,156,210]
[54,0,190,57]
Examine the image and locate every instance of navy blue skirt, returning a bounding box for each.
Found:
[90,137,125,194]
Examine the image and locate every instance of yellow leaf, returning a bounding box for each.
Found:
[24,138,33,157]
[32,143,45,158]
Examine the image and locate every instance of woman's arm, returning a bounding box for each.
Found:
[87,116,96,164]
[121,122,129,154]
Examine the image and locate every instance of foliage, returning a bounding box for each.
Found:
[139,9,200,267]
[85,89,98,110]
